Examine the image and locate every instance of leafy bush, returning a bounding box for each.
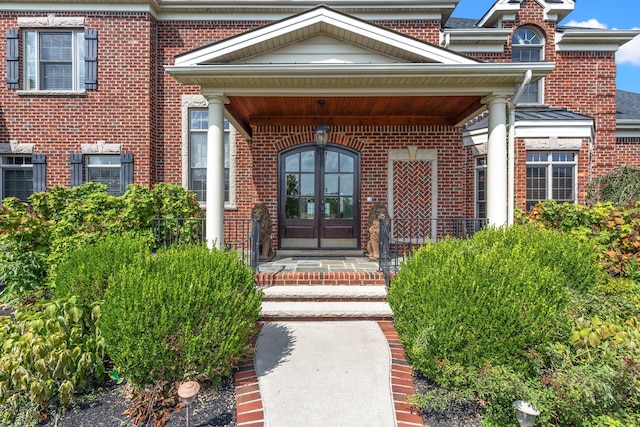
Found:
[101,245,261,388]
[0,241,47,304]
[53,234,151,305]
[400,227,640,426]
[0,297,105,426]
[0,183,203,304]
[523,200,640,278]
[389,225,599,380]
[587,165,640,206]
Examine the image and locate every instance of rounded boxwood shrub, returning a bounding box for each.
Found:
[53,234,152,305]
[100,245,262,387]
[388,224,600,381]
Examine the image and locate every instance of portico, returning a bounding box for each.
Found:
[166,6,554,249]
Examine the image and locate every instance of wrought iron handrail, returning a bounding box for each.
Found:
[151,217,260,272]
[378,217,487,286]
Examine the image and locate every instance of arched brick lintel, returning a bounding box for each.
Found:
[273,131,365,153]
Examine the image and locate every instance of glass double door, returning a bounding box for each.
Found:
[279,145,360,249]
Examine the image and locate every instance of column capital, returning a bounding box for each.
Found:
[201,90,229,104]
[481,93,509,106]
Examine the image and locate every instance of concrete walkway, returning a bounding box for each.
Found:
[255,321,396,427]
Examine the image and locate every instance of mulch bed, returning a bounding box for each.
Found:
[39,377,236,427]
[412,372,483,427]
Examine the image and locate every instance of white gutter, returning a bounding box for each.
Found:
[507,69,532,225]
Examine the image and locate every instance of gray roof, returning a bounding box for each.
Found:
[464,106,593,131]
[617,90,640,121]
[444,17,479,29]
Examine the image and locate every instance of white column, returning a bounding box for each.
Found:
[204,94,226,249]
[485,95,508,227]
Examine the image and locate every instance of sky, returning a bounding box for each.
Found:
[451,0,640,93]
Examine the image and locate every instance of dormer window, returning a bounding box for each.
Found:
[512,27,544,104]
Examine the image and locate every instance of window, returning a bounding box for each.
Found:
[24,29,85,90]
[526,152,576,211]
[70,152,133,196]
[1,156,33,201]
[86,155,121,195]
[475,156,487,219]
[512,27,544,104]
[188,109,230,203]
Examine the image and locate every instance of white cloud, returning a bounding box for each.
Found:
[564,18,607,29]
[617,32,640,65]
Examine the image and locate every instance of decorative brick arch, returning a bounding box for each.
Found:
[273,130,366,153]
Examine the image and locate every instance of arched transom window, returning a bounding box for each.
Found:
[512,27,544,103]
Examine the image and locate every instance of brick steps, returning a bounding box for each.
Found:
[260,284,388,301]
[255,271,386,287]
[259,279,392,320]
[260,300,393,320]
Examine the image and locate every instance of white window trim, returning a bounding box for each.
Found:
[181,94,237,210]
[85,154,122,196]
[474,156,487,219]
[22,25,86,92]
[1,154,33,201]
[526,151,578,208]
[512,27,545,105]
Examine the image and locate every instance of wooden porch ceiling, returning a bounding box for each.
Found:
[225,95,484,135]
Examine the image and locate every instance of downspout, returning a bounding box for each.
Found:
[507,69,532,225]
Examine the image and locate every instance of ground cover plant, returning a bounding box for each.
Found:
[0,183,254,426]
[389,222,640,426]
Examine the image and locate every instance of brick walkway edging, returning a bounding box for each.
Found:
[233,321,424,427]
[378,320,425,427]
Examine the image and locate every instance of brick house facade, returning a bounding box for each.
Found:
[1,0,639,250]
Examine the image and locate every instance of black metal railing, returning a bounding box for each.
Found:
[151,217,260,272]
[378,217,487,286]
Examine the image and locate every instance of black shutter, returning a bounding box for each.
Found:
[84,29,97,90]
[6,29,19,89]
[32,153,46,193]
[120,153,133,194]
[70,153,83,187]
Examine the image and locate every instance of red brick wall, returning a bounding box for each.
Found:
[0,11,156,187]
[155,20,268,183]
[229,125,468,249]
[463,0,621,211]
[373,20,441,44]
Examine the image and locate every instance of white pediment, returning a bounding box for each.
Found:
[240,34,406,65]
[175,6,477,67]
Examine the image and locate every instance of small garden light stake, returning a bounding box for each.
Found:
[513,400,540,427]
[178,380,200,427]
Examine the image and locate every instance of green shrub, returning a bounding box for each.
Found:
[0,241,47,304]
[388,225,599,380]
[587,165,640,206]
[101,245,261,388]
[0,297,105,426]
[53,234,152,305]
[523,200,640,278]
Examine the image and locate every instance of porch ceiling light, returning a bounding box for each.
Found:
[513,400,540,427]
[314,99,329,146]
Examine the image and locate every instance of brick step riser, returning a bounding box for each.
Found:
[255,272,386,288]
